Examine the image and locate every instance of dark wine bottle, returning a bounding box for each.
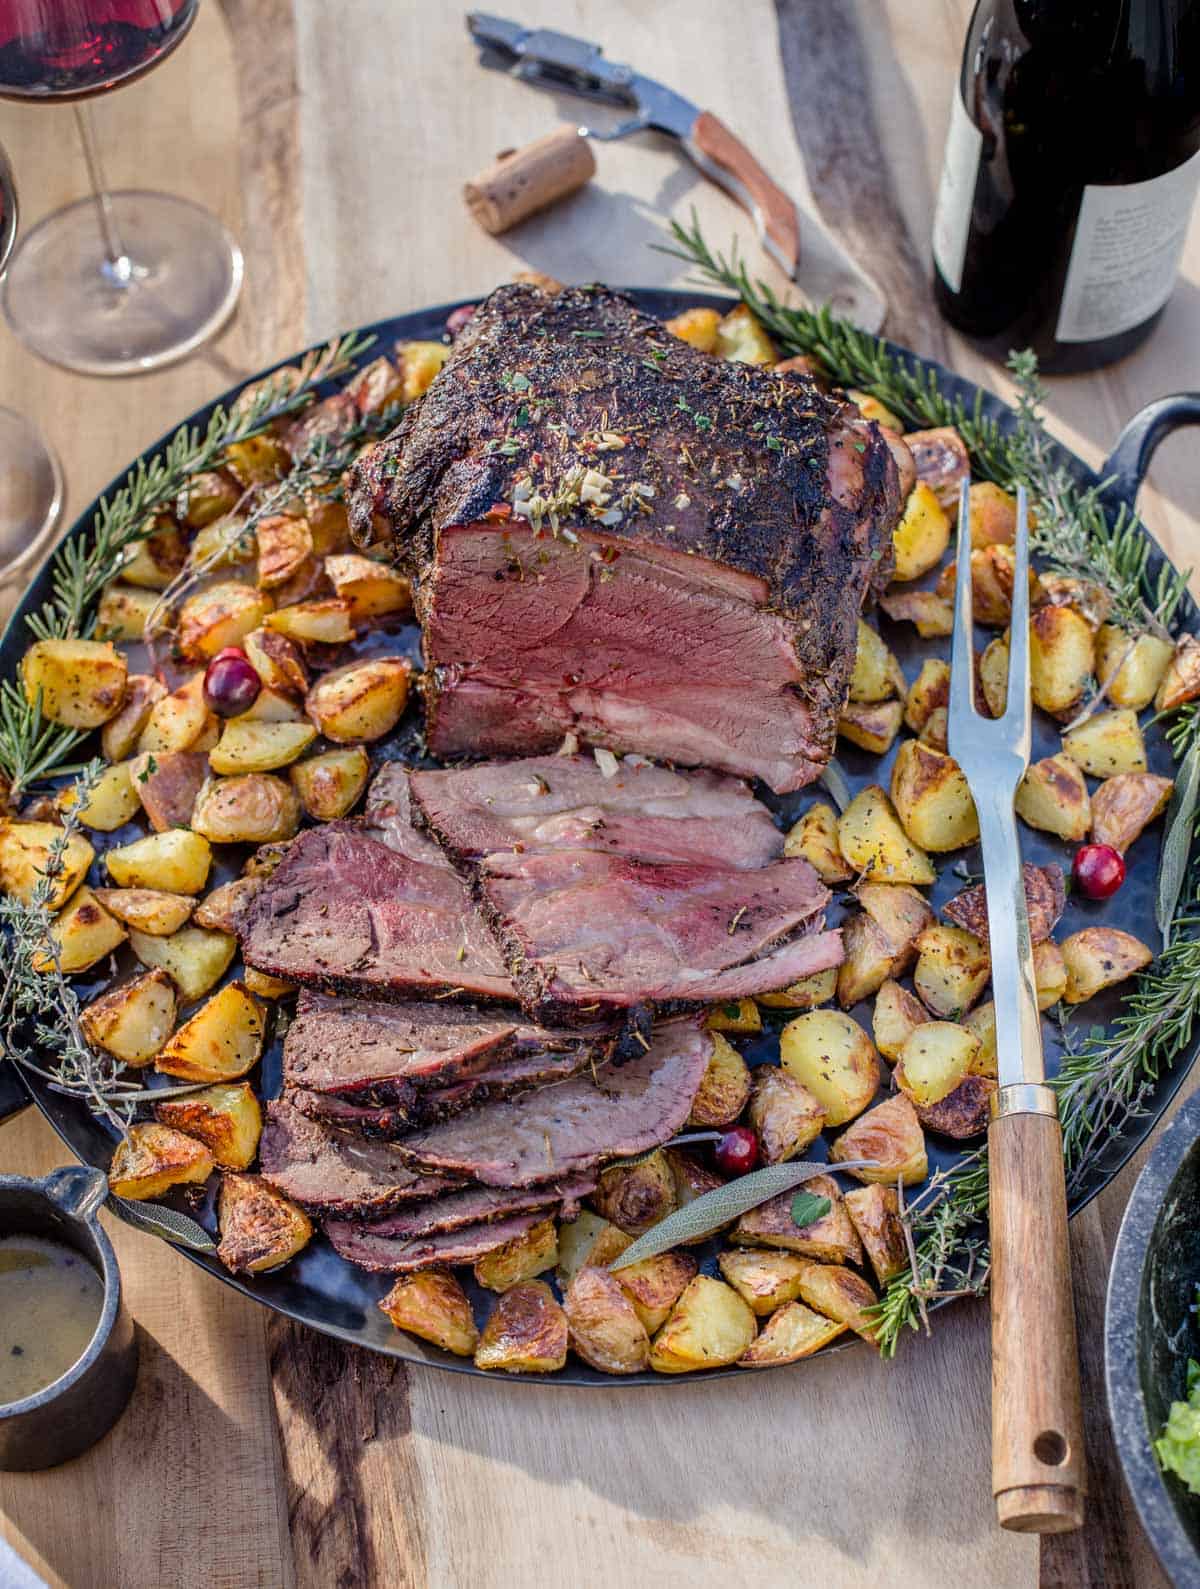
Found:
[932,0,1200,372]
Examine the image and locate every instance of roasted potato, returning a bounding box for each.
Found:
[474,1216,558,1291]
[1015,754,1092,841]
[96,582,159,642]
[288,747,371,823]
[92,887,194,937]
[129,924,237,1002]
[795,1263,880,1348]
[844,1184,907,1286]
[230,687,304,726]
[22,638,127,729]
[779,1009,881,1126]
[903,427,969,512]
[242,842,291,880]
[756,967,837,1011]
[850,621,900,704]
[1029,604,1095,717]
[783,801,853,884]
[223,433,292,487]
[109,1122,214,1200]
[891,482,951,581]
[242,967,296,999]
[1156,634,1200,713]
[178,582,272,661]
[81,967,177,1066]
[857,882,935,973]
[687,1033,752,1128]
[737,1300,846,1366]
[1089,772,1173,853]
[137,673,216,755]
[379,1269,479,1357]
[187,512,256,573]
[705,997,762,1034]
[942,862,1065,947]
[967,480,1017,547]
[555,1211,632,1290]
[747,1066,826,1163]
[913,924,990,1018]
[192,875,261,934]
[129,750,207,832]
[209,720,316,776]
[0,821,93,909]
[715,303,776,365]
[963,1000,998,1077]
[244,627,309,697]
[663,1150,726,1244]
[305,657,412,743]
[1061,707,1147,776]
[648,1275,757,1373]
[837,911,903,1007]
[891,740,979,852]
[717,1249,810,1316]
[837,785,935,885]
[102,674,166,761]
[324,554,412,622]
[192,774,301,845]
[914,1072,995,1139]
[613,1251,698,1334]
[731,1175,863,1264]
[155,1080,262,1169]
[937,544,1022,627]
[120,519,187,589]
[564,1266,651,1374]
[264,598,354,646]
[33,886,127,974]
[904,658,951,734]
[829,1093,928,1184]
[838,699,903,754]
[590,1151,677,1235]
[847,390,902,431]
[105,827,212,894]
[919,706,949,751]
[1035,574,1112,631]
[179,468,240,530]
[155,980,265,1081]
[1095,625,1174,711]
[1062,927,1153,1004]
[474,1279,568,1373]
[871,977,928,1062]
[217,1173,313,1274]
[55,760,139,832]
[665,305,721,351]
[256,514,314,589]
[977,634,1008,718]
[396,339,452,402]
[878,589,955,638]
[346,354,405,416]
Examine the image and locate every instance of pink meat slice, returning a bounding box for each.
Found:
[326,1172,596,1246]
[324,1211,543,1273]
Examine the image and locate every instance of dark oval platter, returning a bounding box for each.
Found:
[4,288,1199,1386]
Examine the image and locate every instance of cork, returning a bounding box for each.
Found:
[464,125,596,235]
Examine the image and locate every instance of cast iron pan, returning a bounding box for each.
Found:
[1,290,1198,1384]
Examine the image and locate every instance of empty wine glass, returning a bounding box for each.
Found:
[0,0,243,376]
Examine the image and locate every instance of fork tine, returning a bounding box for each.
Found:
[1002,485,1033,744]
[948,476,976,726]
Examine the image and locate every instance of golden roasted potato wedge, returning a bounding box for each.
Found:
[22,638,127,729]
[848,390,902,431]
[747,1066,825,1163]
[92,886,194,937]
[178,582,272,661]
[878,588,955,638]
[256,513,313,590]
[872,977,928,1062]
[756,967,837,1011]
[1061,707,1147,776]
[1095,625,1174,710]
[555,1211,632,1291]
[942,862,1065,947]
[109,1122,213,1200]
[687,1033,751,1128]
[717,1249,810,1316]
[192,875,261,934]
[264,598,354,646]
[937,544,1022,627]
[837,911,900,1008]
[229,686,304,725]
[155,1080,262,1169]
[704,997,762,1034]
[137,673,216,756]
[102,674,165,761]
[850,621,900,704]
[898,1017,979,1097]
[1029,604,1095,716]
[715,303,776,364]
[474,1217,558,1291]
[56,760,140,832]
[155,980,265,1081]
[964,1000,998,1077]
[903,426,970,512]
[1156,634,1200,713]
[105,827,211,894]
[967,480,1017,547]
[783,801,853,884]
[904,658,951,734]
[916,1073,996,1139]
[1015,754,1092,841]
[857,882,935,972]
[223,432,292,487]
[244,627,308,697]
[731,1174,862,1264]
[187,512,256,573]
[977,634,1008,718]
[891,740,979,852]
[129,924,237,1003]
[192,774,301,845]
[829,1093,928,1184]
[242,968,296,999]
[120,519,187,589]
[474,1279,567,1373]
[242,842,291,880]
[379,1269,479,1357]
[913,923,990,1018]
[737,1300,845,1366]
[590,1152,676,1236]
[919,706,949,751]
[96,582,159,642]
[796,1263,880,1348]
[838,699,903,754]
[1090,772,1173,853]
[844,1184,907,1286]
[564,1266,650,1374]
[210,719,316,775]
[179,468,240,530]
[81,967,177,1066]
[613,1251,698,1334]
[664,305,721,351]
[217,1173,312,1274]
[1035,574,1112,630]
[1034,939,1068,1011]
[648,1275,757,1372]
[891,482,951,581]
[1062,927,1153,1004]
[0,821,93,909]
[779,1009,880,1126]
[129,749,207,832]
[324,554,412,622]
[396,339,452,402]
[837,785,935,885]
[305,656,412,743]
[33,886,126,974]
[289,746,370,822]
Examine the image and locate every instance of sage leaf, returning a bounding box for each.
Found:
[1158,740,1200,944]
[608,1159,876,1271]
[110,1194,217,1253]
[820,760,852,814]
[790,1191,832,1228]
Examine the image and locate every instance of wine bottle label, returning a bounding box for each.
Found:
[1056,148,1200,343]
[932,88,983,293]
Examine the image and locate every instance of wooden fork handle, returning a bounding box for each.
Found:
[989,1103,1086,1532]
[688,111,800,271]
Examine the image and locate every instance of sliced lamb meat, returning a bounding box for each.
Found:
[394,1018,712,1186]
[326,1173,595,1247]
[349,283,900,793]
[409,753,782,871]
[324,1211,543,1274]
[258,1099,460,1216]
[478,848,841,1020]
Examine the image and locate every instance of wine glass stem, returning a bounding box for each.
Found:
[72,104,135,286]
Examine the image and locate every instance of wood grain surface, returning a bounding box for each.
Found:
[0,2,1195,1585]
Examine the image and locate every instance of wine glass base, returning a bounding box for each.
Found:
[1,191,243,377]
[0,408,63,605]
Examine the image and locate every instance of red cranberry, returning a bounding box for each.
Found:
[445,303,477,340]
[203,647,262,717]
[1072,842,1126,900]
[713,1126,759,1177]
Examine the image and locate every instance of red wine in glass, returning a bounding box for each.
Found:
[0,1,197,101]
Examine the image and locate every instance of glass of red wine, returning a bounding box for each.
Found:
[0,1,243,376]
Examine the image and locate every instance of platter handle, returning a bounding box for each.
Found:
[1100,393,1200,508]
[0,1065,30,1124]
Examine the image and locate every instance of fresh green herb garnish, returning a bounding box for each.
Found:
[790,1192,831,1228]
[1156,1354,1200,1493]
